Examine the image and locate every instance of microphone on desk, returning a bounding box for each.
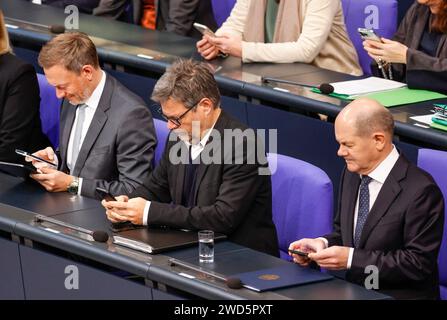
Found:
[169,258,244,289]
[49,24,66,34]
[5,17,65,34]
[261,76,335,95]
[34,214,109,243]
[226,277,243,289]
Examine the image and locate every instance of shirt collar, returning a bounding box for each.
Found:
[362,145,400,184]
[184,119,217,149]
[84,70,106,110]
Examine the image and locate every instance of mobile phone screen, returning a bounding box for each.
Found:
[15,149,57,167]
[96,187,116,201]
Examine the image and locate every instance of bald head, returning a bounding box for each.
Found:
[337,98,394,140]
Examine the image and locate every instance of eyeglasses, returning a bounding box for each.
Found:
[156,101,200,128]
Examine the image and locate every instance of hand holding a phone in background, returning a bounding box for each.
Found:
[360,28,408,64]
[195,22,242,60]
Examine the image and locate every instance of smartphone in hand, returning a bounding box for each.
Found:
[288,248,309,257]
[95,187,117,202]
[15,149,57,168]
[358,28,383,43]
[193,22,216,37]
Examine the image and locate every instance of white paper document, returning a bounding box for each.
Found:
[330,77,407,96]
[410,114,433,125]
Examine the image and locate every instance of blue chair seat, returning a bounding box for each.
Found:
[418,148,447,300]
[37,73,61,149]
[267,153,333,261]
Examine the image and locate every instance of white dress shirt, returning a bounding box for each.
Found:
[321,146,400,269]
[142,123,216,225]
[66,71,106,194]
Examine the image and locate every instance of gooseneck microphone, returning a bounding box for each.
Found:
[5,17,65,34]
[34,214,109,243]
[261,76,335,94]
[169,258,244,289]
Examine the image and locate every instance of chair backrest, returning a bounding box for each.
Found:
[341,0,398,75]
[153,118,170,166]
[211,0,236,27]
[37,73,61,148]
[267,153,333,261]
[417,149,447,300]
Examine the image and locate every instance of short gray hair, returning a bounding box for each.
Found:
[355,106,395,137]
[151,59,221,109]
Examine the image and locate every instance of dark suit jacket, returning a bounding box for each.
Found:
[58,73,157,199]
[43,0,100,14]
[130,110,279,256]
[372,3,447,93]
[94,0,217,38]
[324,155,444,300]
[156,0,217,38]
[0,53,50,163]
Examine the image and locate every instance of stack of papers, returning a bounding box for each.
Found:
[312,77,447,107]
[410,103,447,132]
[330,77,407,96]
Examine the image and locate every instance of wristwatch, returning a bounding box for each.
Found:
[67,176,79,195]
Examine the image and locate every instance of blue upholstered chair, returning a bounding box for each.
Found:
[153,118,170,166]
[37,73,61,148]
[417,148,447,300]
[341,0,398,75]
[211,0,236,27]
[267,153,333,261]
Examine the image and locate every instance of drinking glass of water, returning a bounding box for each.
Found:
[198,230,214,263]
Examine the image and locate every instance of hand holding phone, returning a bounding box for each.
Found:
[193,22,216,37]
[288,248,309,257]
[358,28,383,43]
[16,148,57,168]
[95,187,117,202]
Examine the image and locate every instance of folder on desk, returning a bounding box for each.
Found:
[113,227,226,254]
[231,263,333,292]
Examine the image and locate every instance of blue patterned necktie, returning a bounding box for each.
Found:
[354,176,373,248]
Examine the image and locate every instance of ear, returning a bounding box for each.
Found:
[199,98,213,115]
[373,132,386,151]
[81,65,95,81]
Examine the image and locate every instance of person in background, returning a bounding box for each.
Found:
[0,10,50,163]
[41,0,100,14]
[197,0,362,76]
[94,0,216,38]
[364,0,447,93]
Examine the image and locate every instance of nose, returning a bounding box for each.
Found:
[167,121,177,130]
[55,88,66,99]
[337,145,347,157]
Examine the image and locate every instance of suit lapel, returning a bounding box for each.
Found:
[357,156,407,248]
[72,74,112,176]
[59,101,77,171]
[436,34,447,57]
